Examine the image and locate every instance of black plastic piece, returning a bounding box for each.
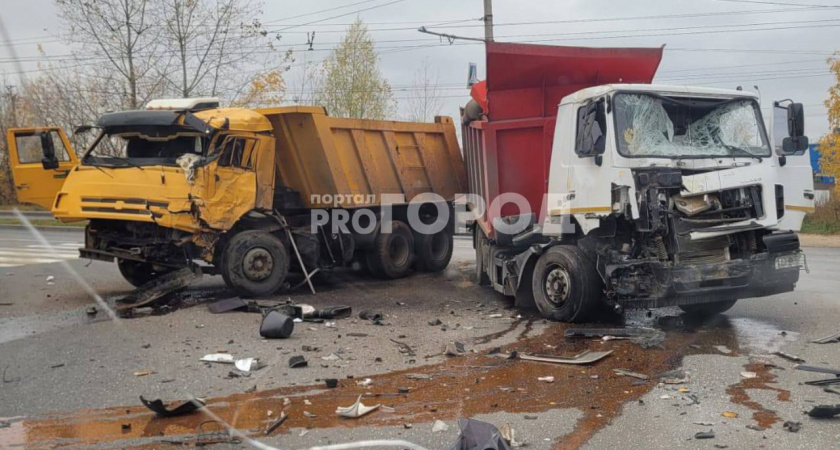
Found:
[288,355,308,368]
[140,396,204,417]
[763,231,799,253]
[259,309,294,339]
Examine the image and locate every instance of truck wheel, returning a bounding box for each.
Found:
[679,299,737,317]
[222,230,289,297]
[117,259,172,288]
[531,246,601,322]
[366,220,415,279]
[414,228,453,272]
[474,228,491,286]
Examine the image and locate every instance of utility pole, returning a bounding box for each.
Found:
[483,0,494,42]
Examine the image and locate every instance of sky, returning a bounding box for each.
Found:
[0,0,837,137]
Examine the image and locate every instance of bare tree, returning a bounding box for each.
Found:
[315,19,393,119]
[405,57,444,122]
[55,0,161,109]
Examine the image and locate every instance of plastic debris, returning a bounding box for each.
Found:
[432,420,449,432]
[303,411,317,418]
[774,351,805,363]
[537,376,555,383]
[321,353,342,361]
[335,395,380,418]
[740,371,757,379]
[357,378,373,387]
[259,309,294,339]
[504,350,612,365]
[207,297,249,314]
[380,406,395,413]
[359,310,384,322]
[448,419,513,450]
[722,411,738,418]
[713,345,732,354]
[487,313,503,318]
[811,331,840,344]
[807,404,840,418]
[289,355,308,368]
[325,378,338,388]
[428,318,443,326]
[782,421,801,432]
[134,370,154,377]
[140,396,205,417]
[694,430,715,439]
[499,423,521,447]
[234,358,262,372]
[444,342,466,356]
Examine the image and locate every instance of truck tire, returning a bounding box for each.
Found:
[414,228,453,272]
[365,220,415,279]
[679,299,737,317]
[222,230,289,297]
[117,259,172,288]
[474,228,491,286]
[531,246,601,322]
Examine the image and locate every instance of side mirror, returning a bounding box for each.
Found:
[39,132,59,170]
[781,102,808,156]
[73,125,93,135]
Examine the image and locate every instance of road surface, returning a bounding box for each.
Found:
[0,226,838,449]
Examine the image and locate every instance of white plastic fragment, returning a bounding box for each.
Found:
[201,353,235,363]
[234,358,261,372]
[537,376,555,383]
[357,378,373,387]
[431,420,449,432]
[335,395,380,418]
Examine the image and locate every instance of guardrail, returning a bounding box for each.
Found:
[0,211,54,219]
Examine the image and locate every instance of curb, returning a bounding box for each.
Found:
[0,224,84,233]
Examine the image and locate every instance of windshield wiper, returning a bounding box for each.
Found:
[101,155,145,170]
[723,145,763,162]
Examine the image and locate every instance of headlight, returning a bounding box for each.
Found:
[774,253,801,270]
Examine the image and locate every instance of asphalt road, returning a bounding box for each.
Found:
[0,226,838,449]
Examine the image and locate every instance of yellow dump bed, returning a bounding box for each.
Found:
[258,106,467,209]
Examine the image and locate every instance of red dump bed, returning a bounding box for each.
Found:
[463,42,663,238]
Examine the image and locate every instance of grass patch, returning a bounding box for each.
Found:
[0,218,87,227]
[0,204,47,211]
[801,216,840,235]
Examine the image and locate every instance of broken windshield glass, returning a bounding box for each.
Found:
[613,93,770,158]
[83,131,207,167]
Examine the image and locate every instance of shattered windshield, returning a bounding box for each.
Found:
[613,93,771,158]
[83,131,207,167]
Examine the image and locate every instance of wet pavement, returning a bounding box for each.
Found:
[0,229,839,449]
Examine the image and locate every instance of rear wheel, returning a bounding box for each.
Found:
[222,230,289,297]
[679,299,738,317]
[117,259,173,288]
[414,228,453,272]
[366,221,415,279]
[531,246,602,322]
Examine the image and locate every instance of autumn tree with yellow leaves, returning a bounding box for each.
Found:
[819,54,840,183]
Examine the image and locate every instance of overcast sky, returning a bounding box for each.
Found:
[1,0,836,136]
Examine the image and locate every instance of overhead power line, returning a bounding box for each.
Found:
[274,0,408,33]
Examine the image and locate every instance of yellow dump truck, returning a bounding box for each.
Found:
[6,98,467,296]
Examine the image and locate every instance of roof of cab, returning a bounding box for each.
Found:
[560,83,759,106]
[193,107,273,132]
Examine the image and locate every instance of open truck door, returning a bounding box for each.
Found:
[6,127,78,210]
[771,102,815,231]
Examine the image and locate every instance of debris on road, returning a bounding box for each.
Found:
[429,318,443,326]
[694,430,715,439]
[336,395,380,418]
[116,268,202,315]
[810,331,840,344]
[321,353,342,361]
[325,379,338,388]
[448,419,512,450]
[134,370,154,377]
[207,297,249,314]
[432,419,449,432]
[140,396,205,417]
[359,310,384,322]
[444,341,466,356]
[406,373,432,380]
[807,404,840,418]
[357,378,373,387]
[740,371,758,379]
[824,387,840,396]
[289,355,308,368]
[537,376,555,383]
[713,345,732,355]
[782,421,802,432]
[613,369,649,380]
[774,351,805,363]
[795,365,840,385]
[259,309,294,339]
[565,327,664,348]
[85,306,97,316]
[499,423,521,447]
[506,350,612,365]
[201,353,234,363]
[234,358,262,372]
[390,338,416,356]
[197,420,240,445]
[264,411,288,435]
[722,411,738,418]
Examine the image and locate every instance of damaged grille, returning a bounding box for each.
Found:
[81,197,169,218]
[673,223,733,265]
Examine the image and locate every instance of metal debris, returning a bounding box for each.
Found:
[140,396,204,417]
[336,395,380,418]
[511,350,613,365]
[197,420,239,446]
[613,369,649,380]
[116,268,202,314]
[444,342,466,356]
[807,404,840,418]
[811,331,840,344]
[774,351,805,363]
[264,411,288,436]
[289,355,308,368]
[207,297,248,314]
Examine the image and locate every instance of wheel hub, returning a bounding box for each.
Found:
[544,265,571,306]
[242,247,274,281]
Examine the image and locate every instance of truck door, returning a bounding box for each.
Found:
[201,135,260,229]
[6,127,78,210]
[771,103,815,231]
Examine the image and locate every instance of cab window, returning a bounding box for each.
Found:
[218,137,256,169]
[15,131,71,164]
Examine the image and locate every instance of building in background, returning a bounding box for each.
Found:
[809,143,835,205]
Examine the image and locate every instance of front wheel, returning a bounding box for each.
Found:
[117,259,173,287]
[679,299,737,317]
[222,230,289,297]
[531,246,602,322]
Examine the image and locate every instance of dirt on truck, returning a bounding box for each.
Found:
[6,100,467,296]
